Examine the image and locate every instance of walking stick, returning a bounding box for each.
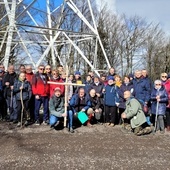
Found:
[154,101,159,132]
[64,65,68,127]
[20,83,24,128]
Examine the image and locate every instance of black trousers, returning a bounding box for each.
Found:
[166,108,170,126]
[105,105,117,124]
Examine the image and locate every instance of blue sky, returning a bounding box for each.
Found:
[36,0,170,35]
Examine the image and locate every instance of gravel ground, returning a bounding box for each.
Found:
[0,122,170,170]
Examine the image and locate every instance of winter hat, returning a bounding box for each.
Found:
[74,71,81,76]
[128,73,134,78]
[54,87,61,92]
[107,76,114,81]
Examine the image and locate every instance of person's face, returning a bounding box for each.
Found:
[45,66,51,73]
[38,66,45,73]
[142,70,147,77]
[61,73,66,79]
[108,79,114,85]
[101,76,106,81]
[94,77,99,83]
[135,71,142,78]
[124,91,131,100]
[79,89,85,98]
[69,75,74,81]
[90,89,96,97]
[115,76,120,82]
[0,65,5,71]
[55,90,61,97]
[20,66,25,73]
[52,71,59,79]
[8,66,15,74]
[124,77,130,84]
[155,82,162,89]
[19,73,26,81]
[109,68,115,74]
[75,74,80,79]
[58,66,63,72]
[161,74,167,81]
[26,67,32,73]
[86,76,91,82]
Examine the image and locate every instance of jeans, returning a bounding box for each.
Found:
[50,110,74,128]
[34,96,49,121]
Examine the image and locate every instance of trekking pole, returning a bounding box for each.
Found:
[154,101,159,132]
[20,82,24,128]
[103,91,106,124]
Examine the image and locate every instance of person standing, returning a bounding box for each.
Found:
[150,80,168,133]
[103,76,119,127]
[32,65,50,125]
[2,65,18,122]
[13,73,32,126]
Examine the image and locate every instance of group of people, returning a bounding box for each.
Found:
[0,63,170,135]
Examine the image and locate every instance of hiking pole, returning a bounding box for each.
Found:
[154,101,159,132]
[20,83,24,128]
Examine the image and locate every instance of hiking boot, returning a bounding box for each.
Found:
[87,122,93,127]
[109,123,115,127]
[160,129,165,134]
[24,121,29,126]
[143,126,152,134]
[17,122,21,127]
[121,127,132,134]
[42,121,48,126]
[105,123,110,126]
[35,120,40,125]
[69,127,74,133]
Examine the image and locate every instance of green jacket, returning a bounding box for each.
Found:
[124,97,146,128]
[49,95,65,117]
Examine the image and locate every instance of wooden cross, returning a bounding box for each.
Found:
[47,65,85,127]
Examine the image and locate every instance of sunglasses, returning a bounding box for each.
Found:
[161,76,167,78]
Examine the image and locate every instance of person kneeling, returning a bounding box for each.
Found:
[49,87,74,133]
[121,90,152,136]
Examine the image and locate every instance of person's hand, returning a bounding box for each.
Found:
[10,86,13,90]
[5,82,10,86]
[62,113,67,117]
[20,86,23,90]
[121,112,127,119]
[95,109,99,113]
[156,95,160,102]
[35,95,40,99]
[116,102,119,107]
[102,89,105,93]
[81,109,85,112]
[96,93,100,97]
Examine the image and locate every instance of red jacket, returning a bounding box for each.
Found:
[164,80,170,108]
[49,77,65,97]
[32,73,50,97]
[26,72,34,85]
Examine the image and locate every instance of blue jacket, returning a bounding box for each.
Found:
[13,79,32,101]
[150,86,168,115]
[133,77,151,103]
[104,84,119,106]
[69,93,91,113]
[118,82,134,109]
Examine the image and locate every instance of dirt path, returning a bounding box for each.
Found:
[0,122,170,170]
